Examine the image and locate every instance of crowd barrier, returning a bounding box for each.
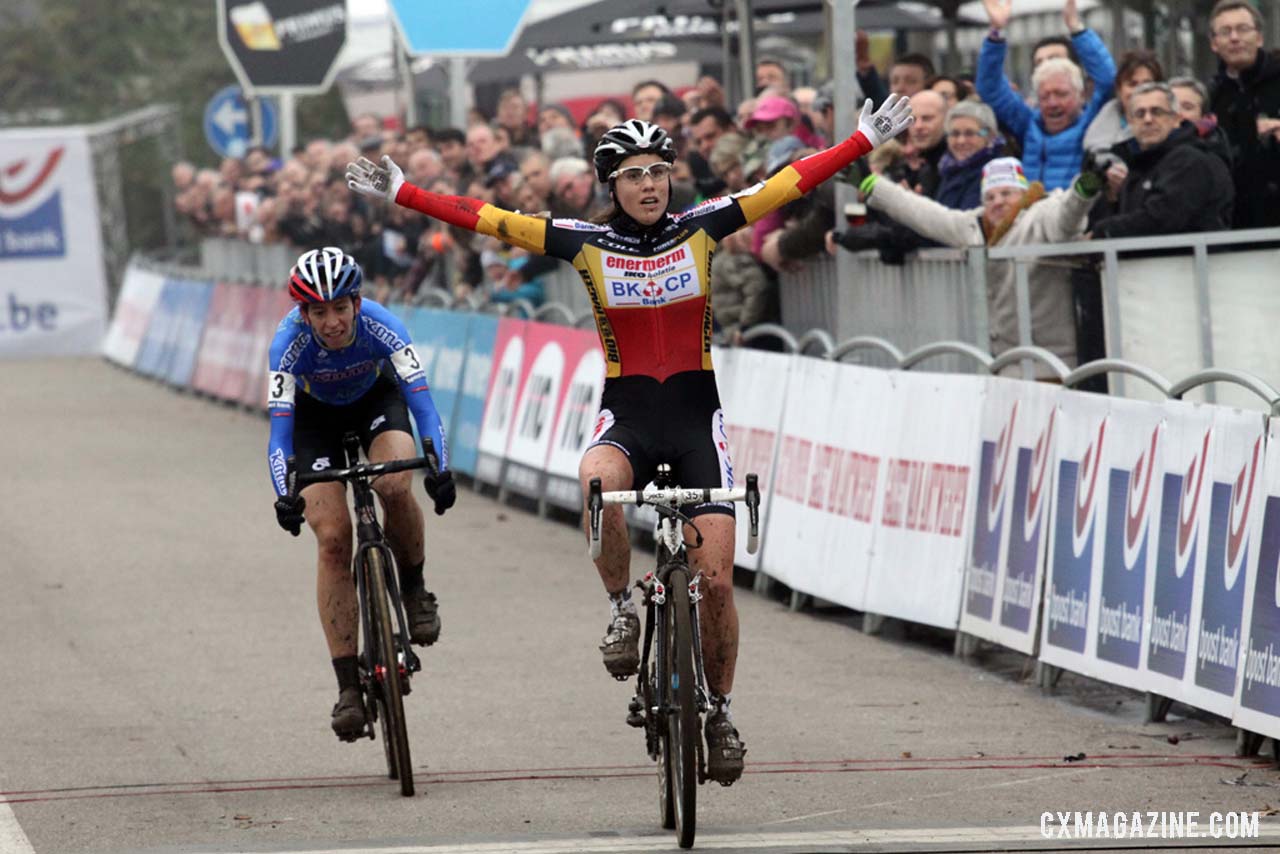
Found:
[105,255,1280,751]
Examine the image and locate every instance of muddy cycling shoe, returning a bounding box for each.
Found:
[600,608,640,680]
[704,710,746,785]
[331,687,366,741]
[403,588,441,646]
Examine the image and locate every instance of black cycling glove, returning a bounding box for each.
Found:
[424,469,456,516]
[274,494,306,536]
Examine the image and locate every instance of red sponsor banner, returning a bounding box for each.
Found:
[240,289,295,410]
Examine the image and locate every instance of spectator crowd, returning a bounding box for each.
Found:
[174,0,1280,360]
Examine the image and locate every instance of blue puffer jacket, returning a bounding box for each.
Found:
[976,29,1116,190]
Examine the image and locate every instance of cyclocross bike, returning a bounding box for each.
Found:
[286,433,442,798]
[588,464,760,849]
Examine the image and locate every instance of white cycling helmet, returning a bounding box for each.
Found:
[592,119,677,183]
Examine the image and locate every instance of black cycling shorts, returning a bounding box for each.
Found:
[587,370,735,519]
[292,375,414,476]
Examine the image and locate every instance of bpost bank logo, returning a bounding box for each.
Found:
[1147,429,1210,678]
[0,147,66,259]
[999,409,1055,632]
[601,246,701,307]
[1046,416,1107,652]
[1096,426,1160,668]
[967,403,1018,619]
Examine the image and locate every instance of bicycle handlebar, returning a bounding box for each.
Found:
[287,437,441,497]
[587,473,761,559]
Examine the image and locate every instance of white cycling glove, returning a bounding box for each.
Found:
[857,93,915,148]
[346,155,405,203]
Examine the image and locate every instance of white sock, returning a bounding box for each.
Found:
[608,588,635,616]
[713,692,733,719]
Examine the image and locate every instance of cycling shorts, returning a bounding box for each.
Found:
[587,370,735,519]
[292,374,414,477]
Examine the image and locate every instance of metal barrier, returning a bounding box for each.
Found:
[779,248,989,374]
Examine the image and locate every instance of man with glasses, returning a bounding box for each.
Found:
[1208,0,1280,228]
[1092,82,1233,238]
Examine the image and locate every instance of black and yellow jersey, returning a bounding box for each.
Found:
[393,130,875,383]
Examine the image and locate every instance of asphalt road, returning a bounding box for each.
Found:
[3,359,1279,854]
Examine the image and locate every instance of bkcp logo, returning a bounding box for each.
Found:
[1000,409,1055,632]
[1096,425,1160,668]
[0,146,66,259]
[1148,429,1210,679]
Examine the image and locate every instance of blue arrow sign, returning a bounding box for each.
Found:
[203,85,278,159]
[388,0,533,56]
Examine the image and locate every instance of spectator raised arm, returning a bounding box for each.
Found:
[976,0,1117,189]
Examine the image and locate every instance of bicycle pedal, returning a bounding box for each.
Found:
[626,696,645,728]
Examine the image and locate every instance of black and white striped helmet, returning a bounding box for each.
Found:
[288,246,363,304]
[592,120,677,183]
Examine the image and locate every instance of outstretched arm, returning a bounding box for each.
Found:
[347,156,551,256]
[731,94,914,229]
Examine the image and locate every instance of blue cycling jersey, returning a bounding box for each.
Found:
[265,299,448,496]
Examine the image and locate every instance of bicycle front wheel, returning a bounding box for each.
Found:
[665,565,698,849]
[366,548,414,797]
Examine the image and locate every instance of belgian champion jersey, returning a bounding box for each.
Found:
[393,130,875,382]
[265,298,447,496]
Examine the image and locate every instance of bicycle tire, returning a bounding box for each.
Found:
[666,565,698,849]
[654,627,675,830]
[367,548,414,797]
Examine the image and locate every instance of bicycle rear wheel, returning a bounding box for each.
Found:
[366,548,414,797]
[665,565,698,849]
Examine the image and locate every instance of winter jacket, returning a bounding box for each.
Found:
[935,144,1005,210]
[977,29,1116,190]
[710,250,774,334]
[1082,98,1132,155]
[1209,49,1280,229]
[865,178,1097,372]
[1092,122,1234,238]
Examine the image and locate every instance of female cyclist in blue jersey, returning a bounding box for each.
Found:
[267,246,456,739]
[346,93,913,782]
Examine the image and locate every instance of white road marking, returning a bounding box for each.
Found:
[0,802,35,854]
[200,822,1280,854]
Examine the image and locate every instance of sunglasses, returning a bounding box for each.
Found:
[609,162,674,184]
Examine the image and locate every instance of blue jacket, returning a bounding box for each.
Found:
[976,29,1116,190]
[935,144,1004,210]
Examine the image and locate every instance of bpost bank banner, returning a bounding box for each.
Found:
[102,263,165,368]
[863,371,983,630]
[475,318,528,485]
[1234,418,1280,739]
[762,358,896,609]
[0,129,107,357]
[960,378,1060,654]
[1040,392,1165,689]
[543,327,605,511]
[1185,407,1265,717]
[713,345,791,572]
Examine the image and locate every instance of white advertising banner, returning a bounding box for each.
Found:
[1182,407,1266,717]
[1140,399,1215,703]
[475,319,526,485]
[1040,392,1165,690]
[712,345,791,572]
[543,333,605,511]
[959,377,1060,653]
[762,359,896,609]
[0,129,108,357]
[862,372,985,630]
[1233,418,1280,739]
[102,263,164,367]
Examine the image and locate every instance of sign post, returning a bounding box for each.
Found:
[216,0,347,155]
[386,0,534,129]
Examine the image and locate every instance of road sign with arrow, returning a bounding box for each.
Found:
[203,86,278,159]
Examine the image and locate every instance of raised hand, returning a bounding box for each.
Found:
[858,93,914,148]
[346,155,404,203]
[982,0,1012,30]
[1063,0,1082,31]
